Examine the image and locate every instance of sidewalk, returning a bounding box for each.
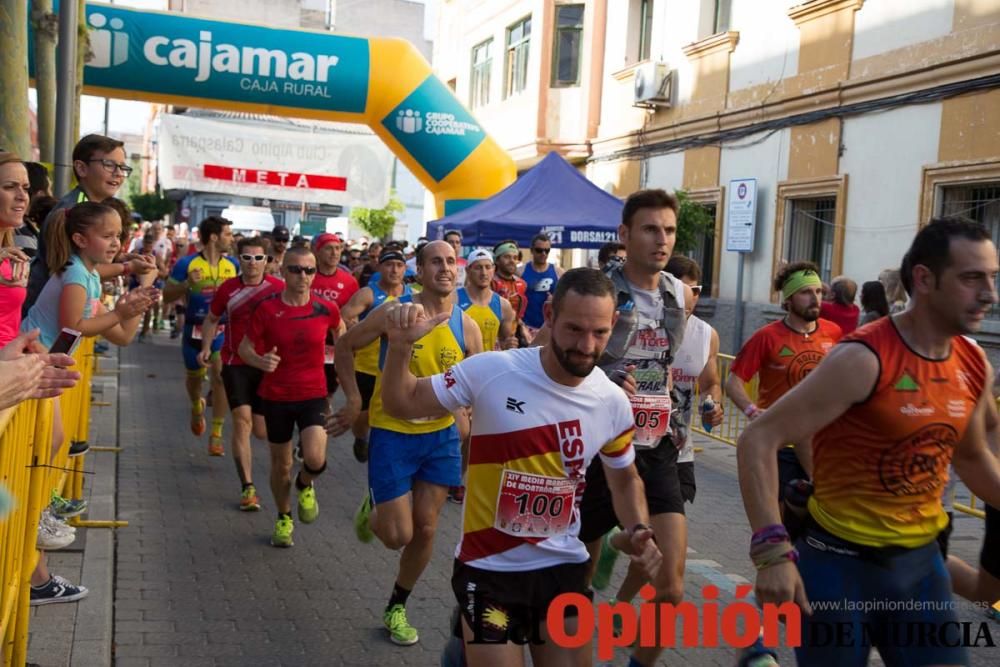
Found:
[27,349,120,666]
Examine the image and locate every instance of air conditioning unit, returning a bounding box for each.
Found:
[633,62,672,108]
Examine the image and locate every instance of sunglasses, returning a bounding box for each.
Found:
[691,285,703,297]
[286,265,317,275]
[532,247,550,254]
[240,254,266,262]
[87,158,133,176]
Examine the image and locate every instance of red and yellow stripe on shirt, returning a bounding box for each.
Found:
[459,423,633,564]
[809,317,986,548]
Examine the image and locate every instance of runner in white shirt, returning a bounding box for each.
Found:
[380,268,660,666]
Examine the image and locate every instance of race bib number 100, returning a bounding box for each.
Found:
[494,469,576,538]
[630,394,671,448]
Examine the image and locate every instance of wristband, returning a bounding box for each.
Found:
[744,403,761,418]
[629,523,651,537]
[751,542,799,570]
[751,524,790,546]
[121,261,131,277]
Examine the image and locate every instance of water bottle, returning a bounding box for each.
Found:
[700,397,716,433]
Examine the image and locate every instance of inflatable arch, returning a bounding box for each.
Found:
[39,3,516,216]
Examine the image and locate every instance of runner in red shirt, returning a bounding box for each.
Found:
[198,237,283,512]
[310,233,358,400]
[726,261,842,507]
[240,246,345,548]
[491,240,528,346]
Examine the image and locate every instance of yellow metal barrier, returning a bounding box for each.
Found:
[0,338,96,664]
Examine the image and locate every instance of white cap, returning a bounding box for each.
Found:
[466,248,494,265]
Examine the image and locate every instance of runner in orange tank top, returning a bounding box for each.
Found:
[737,219,1000,666]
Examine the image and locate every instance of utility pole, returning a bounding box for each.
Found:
[53,0,78,194]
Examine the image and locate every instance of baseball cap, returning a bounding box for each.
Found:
[378,249,406,264]
[466,248,494,265]
[313,233,341,250]
[272,226,290,242]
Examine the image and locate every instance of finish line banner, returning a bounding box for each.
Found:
[157,114,393,207]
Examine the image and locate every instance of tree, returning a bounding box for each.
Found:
[130,189,176,222]
[71,0,90,143]
[31,0,58,162]
[0,0,32,157]
[349,191,405,241]
[673,189,715,255]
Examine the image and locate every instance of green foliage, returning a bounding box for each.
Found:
[129,189,176,222]
[673,189,715,254]
[349,191,405,241]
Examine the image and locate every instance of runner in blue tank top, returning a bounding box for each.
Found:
[519,233,563,334]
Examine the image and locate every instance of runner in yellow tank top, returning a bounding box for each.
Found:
[457,248,517,351]
[329,241,482,647]
[337,248,410,462]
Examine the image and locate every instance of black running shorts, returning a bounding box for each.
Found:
[260,398,328,444]
[578,440,684,544]
[451,560,591,644]
[356,371,376,411]
[220,364,263,413]
[982,503,1000,580]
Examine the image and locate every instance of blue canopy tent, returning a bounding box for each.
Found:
[426,153,623,249]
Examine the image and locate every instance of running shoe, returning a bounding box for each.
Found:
[383,604,419,645]
[30,575,89,606]
[190,398,206,436]
[68,441,89,457]
[271,515,294,548]
[240,485,261,512]
[37,521,75,550]
[354,493,374,543]
[298,485,319,524]
[208,435,224,457]
[353,438,368,463]
[49,492,87,519]
[40,509,76,537]
[447,486,465,504]
[591,527,622,591]
[737,637,780,666]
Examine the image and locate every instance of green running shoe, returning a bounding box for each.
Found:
[298,485,319,524]
[591,527,621,591]
[271,515,294,548]
[383,604,419,645]
[354,493,374,543]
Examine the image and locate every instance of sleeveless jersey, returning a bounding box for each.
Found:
[354,282,411,376]
[671,316,712,464]
[730,318,843,408]
[457,287,503,351]
[522,263,558,329]
[808,317,986,548]
[369,295,466,434]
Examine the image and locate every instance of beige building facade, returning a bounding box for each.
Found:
[434,0,1000,355]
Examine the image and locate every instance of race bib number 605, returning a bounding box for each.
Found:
[630,394,672,448]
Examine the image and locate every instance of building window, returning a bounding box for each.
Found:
[271,211,286,228]
[784,197,836,284]
[686,203,717,294]
[639,0,654,61]
[552,5,584,87]
[940,182,1000,318]
[470,39,492,108]
[714,0,732,33]
[505,16,532,98]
